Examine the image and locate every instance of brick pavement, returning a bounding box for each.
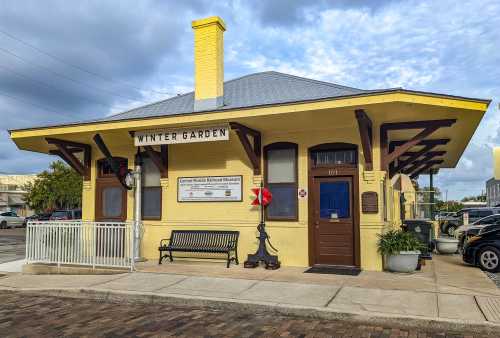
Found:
[0,228,26,264]
[0,291,495,338]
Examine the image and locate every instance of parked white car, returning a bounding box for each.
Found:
[0,211,25,229]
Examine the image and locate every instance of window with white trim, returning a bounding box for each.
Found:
[265,143,298,221]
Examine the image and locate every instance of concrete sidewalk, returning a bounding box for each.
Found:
[1,255,499,332]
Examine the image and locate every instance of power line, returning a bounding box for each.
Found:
[0,28,175,96]
[0,89,65,117]
[0,63,132,111]
[0,45,151,103]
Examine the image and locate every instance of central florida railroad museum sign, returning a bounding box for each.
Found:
[134,125,229,146]
[178,176,243,202]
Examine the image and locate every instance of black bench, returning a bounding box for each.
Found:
[158,230,239,268]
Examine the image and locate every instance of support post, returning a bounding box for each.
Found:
[133,160,143,263]
[429,170,434,220]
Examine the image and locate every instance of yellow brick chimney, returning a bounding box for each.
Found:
[192,16,226,111]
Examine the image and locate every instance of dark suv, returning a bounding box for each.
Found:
[49,209,82,221]
[463,228,500,272]
[456,214,500,252]
[441,208,500,236]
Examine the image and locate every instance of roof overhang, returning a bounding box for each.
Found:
[9,90,490,172]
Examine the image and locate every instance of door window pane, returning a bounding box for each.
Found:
[267,148,296,183]
[267,184,297,219]
[102,187,122,218]
[319,181,350,219]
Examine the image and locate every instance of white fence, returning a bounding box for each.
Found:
[26,221,134,270]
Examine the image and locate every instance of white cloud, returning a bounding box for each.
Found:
[228,0,500,199]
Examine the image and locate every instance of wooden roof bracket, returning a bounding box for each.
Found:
[410,160,444,179]
[143,145,168,178]
[46,137,91,181]
[355,109,373,171]
[403,154,445,176]
[229,122,261,175]
[380,119,456,171]
[391,148,447,177]
[93,133,131,190]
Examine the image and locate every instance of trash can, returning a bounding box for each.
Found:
[402,219,434,259]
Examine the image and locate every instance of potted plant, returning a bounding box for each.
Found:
[377,230,424,273]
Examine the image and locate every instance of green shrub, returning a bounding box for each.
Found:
[377,230,424,256]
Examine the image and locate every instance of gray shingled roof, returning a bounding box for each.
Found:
[9,71,491,132]
[95,71,369,123]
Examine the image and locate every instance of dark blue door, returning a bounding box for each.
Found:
[313,176,354,266]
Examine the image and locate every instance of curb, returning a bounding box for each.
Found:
[2,287,499,335]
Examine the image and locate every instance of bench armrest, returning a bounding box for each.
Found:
[159,238,170,247]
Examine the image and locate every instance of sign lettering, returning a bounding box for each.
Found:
[135,125,229,146]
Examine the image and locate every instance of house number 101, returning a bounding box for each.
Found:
[328,169,338,175]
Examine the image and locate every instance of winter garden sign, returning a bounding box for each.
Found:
[134,125,229,146]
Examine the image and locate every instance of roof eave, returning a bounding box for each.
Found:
[8,89,491,134]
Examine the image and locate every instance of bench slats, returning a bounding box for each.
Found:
[158,230,239,268]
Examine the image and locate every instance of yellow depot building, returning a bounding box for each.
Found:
[9,17,490,271]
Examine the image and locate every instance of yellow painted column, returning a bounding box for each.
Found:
[160,178,169,222]
[81,180,94,221]
[359,170,387,271]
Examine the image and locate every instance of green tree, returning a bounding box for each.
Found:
[461,193,486,202]
[23,161,82,213]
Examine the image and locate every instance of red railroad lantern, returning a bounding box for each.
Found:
[251,187,272,206]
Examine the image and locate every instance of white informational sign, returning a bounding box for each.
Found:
[134,125,229,146]
[178,176,242,202]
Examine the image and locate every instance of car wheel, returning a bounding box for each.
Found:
[446,224,457,236]
[478,246,500,273]
[0,221,6,229]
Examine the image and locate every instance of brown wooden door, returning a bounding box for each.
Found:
[312,176,355,266]
[95,178,127,258]
[95,178,127,222]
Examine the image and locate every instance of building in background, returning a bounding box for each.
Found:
[486,147,500,207]
[0,174,36,216]
[486,177,500,207]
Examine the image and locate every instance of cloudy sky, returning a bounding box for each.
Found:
[0,0,499,200]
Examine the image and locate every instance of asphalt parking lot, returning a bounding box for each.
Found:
[0,228,25,264]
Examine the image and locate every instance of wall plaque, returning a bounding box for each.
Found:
[178,175,242,202]
[361,191,378,213]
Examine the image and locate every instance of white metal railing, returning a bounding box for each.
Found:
[26,221,134,271]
